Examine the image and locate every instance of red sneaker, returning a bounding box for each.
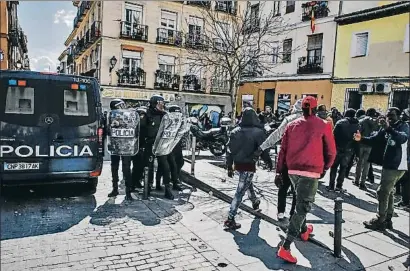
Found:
[277,246,297,264]
[300,224,313,241]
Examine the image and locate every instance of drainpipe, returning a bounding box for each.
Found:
[331,1,343,88]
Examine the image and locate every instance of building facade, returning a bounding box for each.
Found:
[59,1,245,116]
[236,0,393,114]
[331,1,410,112]
[0,1,30,70]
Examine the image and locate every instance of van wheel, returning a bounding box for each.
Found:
[83,178,98,195]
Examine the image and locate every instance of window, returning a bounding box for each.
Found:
[273,1,280,15]
[5,87,35,115]
[250,4,259,24]
[158,55,175,74]
[272,42,279,64]
[124,3,143,36]
[345,90,362,110]
[63,90,89,116]
[390,89,410,111]
[122,50,142,74]
[188,16,204,41]
[186,58,201,77]
[282,39,292,63]
[307,34,323,63]
[351,32,369,57]
[286,1,295,13]
[404,24,409,53]
[161,10,177,30]
[216,21,230,40]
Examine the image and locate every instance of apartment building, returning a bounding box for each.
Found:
[59,1,244,115]
[0,1,30,70]
[331,1,410,112]
[236,0,387,114]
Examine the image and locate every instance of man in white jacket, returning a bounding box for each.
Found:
[255,99,303,220]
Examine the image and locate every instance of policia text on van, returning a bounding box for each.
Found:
[0,71,104,195]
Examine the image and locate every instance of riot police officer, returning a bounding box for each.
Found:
[168,105,184,190]
[141,95,174,199]
[131,106,147,190]
[107,99,134,201]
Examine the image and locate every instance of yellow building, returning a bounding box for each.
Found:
[332,1,410,113]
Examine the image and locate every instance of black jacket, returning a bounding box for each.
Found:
[364,121,409,170]
[141,107,165,145]
[333,117,360,151]
[227,109,272,168]
[359,116,378,137]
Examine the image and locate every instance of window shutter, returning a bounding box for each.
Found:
[161,10,177,21]
[189,16,204,28]
[158,55,175,65]
[356,33,368,56]
[122,50,141,59]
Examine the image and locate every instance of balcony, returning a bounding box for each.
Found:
[301,1,329,21]
[120,21,148,42]
[78,1,91,17]
[9,28,19,46]
[215,1,237,15]
[73,38,85,57]
[19,31,28,53]
[212,38,233,54]
[297,56,324,74]
[182,75,205,92]
[156,28,183,47]
[185,33,209,50]
[186,1,211,9]
[73,16,80,28]
[154,70,180,90]
[67,53,74,65]
[211,78,230,94]
[117,68,146,88]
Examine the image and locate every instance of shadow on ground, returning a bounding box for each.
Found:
[89,189,194,227]
[1,185,97,240]
[230,219,366,271]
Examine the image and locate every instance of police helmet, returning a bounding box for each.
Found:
[136,106,147,115]
[110,98,126,110]
[168,104,181,113]
[149,95,165,109]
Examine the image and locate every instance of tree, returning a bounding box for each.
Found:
[183,1,300,116]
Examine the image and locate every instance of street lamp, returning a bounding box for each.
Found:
[16,60,22,70]
[109,56,117,73]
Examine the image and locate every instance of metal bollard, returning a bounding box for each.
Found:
[334,197,343,258]
[143,166,149,200]
[191,136,196,176]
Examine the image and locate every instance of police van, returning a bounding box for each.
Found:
[0,71,104,195]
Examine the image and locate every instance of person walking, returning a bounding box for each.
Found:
[224,108,273,230]
[396,108,410,208]
[354,107,409,230]
[276,96,336,263]
[354,108,378,190]
[254,99,304,220]
[327,109,359,192]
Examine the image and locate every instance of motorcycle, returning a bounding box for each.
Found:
[188,117,230,157]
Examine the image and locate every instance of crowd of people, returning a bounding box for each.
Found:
[225,96,409,264]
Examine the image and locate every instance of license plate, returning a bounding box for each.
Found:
[4,162,40,171]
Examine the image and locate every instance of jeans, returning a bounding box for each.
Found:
[329,149,353,189]
[228,171,258,219]
[377,169,405,221]
[277,169,296,216]
[355,146,372,184]
[285,175,319,243]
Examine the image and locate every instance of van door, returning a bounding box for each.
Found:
[0,78,50,179]
[46,81,98,174]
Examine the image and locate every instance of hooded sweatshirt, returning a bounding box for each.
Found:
[260,99,303,151]
[226,108,272,172]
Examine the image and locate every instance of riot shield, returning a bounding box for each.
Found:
[106,109,140,156]
[152,112,184,156]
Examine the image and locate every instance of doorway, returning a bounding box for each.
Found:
[264,89,275,110]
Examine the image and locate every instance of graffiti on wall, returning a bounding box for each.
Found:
[188,104,223,128]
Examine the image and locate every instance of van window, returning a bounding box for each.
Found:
[5,87,35,115]
[64,90,89,116]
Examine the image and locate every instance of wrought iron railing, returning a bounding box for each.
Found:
[297,56,324,74]
[156,28,183,46]
[185,33,209,50]
[301,1,329,21]
[182,75,205,92]
[120,21,149,42]
[211,78,230,94]
[117,68,146,88]
[154,71,180,90]
[215,1,237,15]
[187,1,211,8]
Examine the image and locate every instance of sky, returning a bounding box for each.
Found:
[18,1,77,72]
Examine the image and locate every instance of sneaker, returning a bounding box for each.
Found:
[335,187,347,193]
[300,224,313,241]
[359,184,368,191]
[224,218,241,230]
[277,213,285,220]
[252,199,261,211]
[277,246,297,264]
[326,186,335,192]
[353,181,360,186]
[363,218,386,231]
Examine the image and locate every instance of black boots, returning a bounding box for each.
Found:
[164,185,174,200]
[125,188,133,201]
[108,181,119,197]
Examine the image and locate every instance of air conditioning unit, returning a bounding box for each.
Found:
[359,83,374,93]
[374,83,392,94]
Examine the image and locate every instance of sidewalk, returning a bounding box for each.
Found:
[181,157,409,271]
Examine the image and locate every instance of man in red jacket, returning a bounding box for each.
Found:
[276,96,336,264]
